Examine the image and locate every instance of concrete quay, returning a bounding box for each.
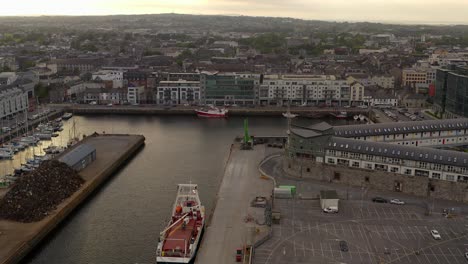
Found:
[0,133,145,264]
[195,144,275,264]
[50,104,369,118]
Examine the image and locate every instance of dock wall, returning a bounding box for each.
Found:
[1,134,145,264]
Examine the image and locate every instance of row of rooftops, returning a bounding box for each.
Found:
[333,118,468,137]
[292,119,468,138]
[327,137,468,168]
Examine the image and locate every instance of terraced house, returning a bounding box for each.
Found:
[285,119,468,201]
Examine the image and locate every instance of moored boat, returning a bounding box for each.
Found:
[62,113,73,120]
[156,184,205,263]
[195,107,227,118]
[330,111,348,119]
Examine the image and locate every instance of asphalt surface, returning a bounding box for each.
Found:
[196,144,274,264]
[255,156,468,264]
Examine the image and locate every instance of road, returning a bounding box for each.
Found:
[195,144,274,264]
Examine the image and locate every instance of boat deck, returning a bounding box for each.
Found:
[162,218,198,254]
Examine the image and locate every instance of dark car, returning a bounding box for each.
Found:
[339,241,348,252]
[372,197,388,203]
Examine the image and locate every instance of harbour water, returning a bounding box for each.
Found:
[18,115,349,264]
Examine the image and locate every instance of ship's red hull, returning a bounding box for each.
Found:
[195,110,227,118]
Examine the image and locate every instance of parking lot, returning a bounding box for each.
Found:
[255,156,468,264]
[254,198,468,264]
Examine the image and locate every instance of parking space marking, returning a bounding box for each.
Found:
[428,247,442,264]
[450,247,463,264]
[293,239,296,257]
[438,247,451,263]
[329,243,334,259]
[399,226,408,240]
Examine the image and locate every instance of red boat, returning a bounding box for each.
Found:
[195,107,228,118]
[330,111,348,119]
[156,184,205,263]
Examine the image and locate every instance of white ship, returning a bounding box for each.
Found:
[156,184,205,263]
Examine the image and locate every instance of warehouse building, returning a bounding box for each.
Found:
[59,144,96,171]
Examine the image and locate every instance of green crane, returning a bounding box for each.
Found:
[244,118,250,144]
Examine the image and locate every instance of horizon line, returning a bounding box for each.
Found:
[0,12,467,27]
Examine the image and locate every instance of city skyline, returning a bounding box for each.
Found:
[2,0,468,25]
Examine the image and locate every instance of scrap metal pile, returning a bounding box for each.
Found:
[0,160,85,222]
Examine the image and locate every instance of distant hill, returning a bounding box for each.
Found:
[0,13,467,37]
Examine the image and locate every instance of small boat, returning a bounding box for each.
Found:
[55,117,62,122]
[62,113,73,120]
[34,133,52,140]
[0,149,14,159]
[20,136,40,145]
[282,112,298,118]
[330,111,348,119]
[44,145,65,154]
[156,184,205,263]
[195,107,228,118]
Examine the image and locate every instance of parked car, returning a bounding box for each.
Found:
[323,207,338,213]
[89,101,97,105]
[431,230,441,240]
[372,197,388,203]
[339,241,348,252]
[107,103,113,107]
[390,199,405,205]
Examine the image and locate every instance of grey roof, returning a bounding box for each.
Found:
[291,128,323,138]
[308,122,333,132]
[333,118,468,137]
[320,190,339,199]
[59,144,96,166]
[327,137,468,168]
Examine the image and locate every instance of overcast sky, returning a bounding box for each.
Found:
[2,0,468,25]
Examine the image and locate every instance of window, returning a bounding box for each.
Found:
[375,164,388,171]
[431,173,441,180]
[352,161,360,168]
[327,158,335,164]
[404,169,412,175]
[390,167,399,173]
[365,163,373,169]
[415,170,429,177]
[446,175,455,181]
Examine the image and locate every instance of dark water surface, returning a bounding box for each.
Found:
[25,115,347,264]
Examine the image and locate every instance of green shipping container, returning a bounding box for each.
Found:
[279,185,296,195]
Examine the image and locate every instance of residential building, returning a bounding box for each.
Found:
[284,119,468,202]
[127,85,145,105]
[52,58,103,73]
[402,63,438,88]
[156,80,201,105]
[0,72,18,86]
[67,82,105,102]
[83,88,127,104]
[92,70,124,88]
[259,75,352,106]
[0,86,29,118]
[201,73,256,106]
[349,81,365,105]
[363,87,398,107]
[369,75,395,89]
